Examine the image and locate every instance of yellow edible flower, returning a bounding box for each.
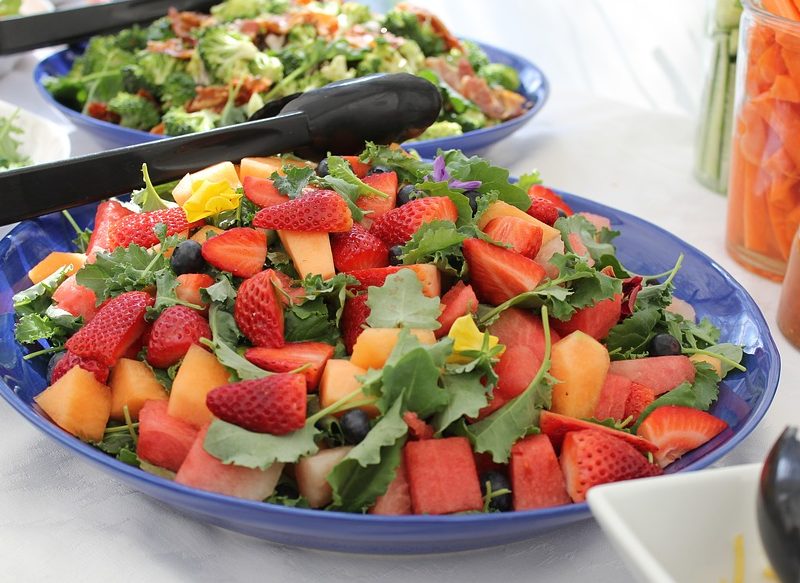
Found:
[447,314,504,364]
[182,179,242,222]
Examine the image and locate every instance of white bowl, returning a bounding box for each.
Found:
[0,0,56,77]
[0,99,70,167]
[587,464,774,583]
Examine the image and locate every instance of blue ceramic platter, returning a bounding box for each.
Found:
[33,42,548,156]
[0,192,779,554]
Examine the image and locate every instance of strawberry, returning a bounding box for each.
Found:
[636,405,728,467]
[146,305,212,369]
[341,293,370,354]
[482,216,543,258]
[175,273,215,310]
[201,227,267,278]
[527,185,573,216]
[234,269,285,348]
[86,200,134,257]
[539,410,657,454]
[244,341,334,390]
[370,196,458,247]
[252,189,352,232]
[462,238,547,305]
[623,382,655,421]
[243,176,289,208]
[341,155,371,178]
[50,352,110,385]
[526,196,559,226]
[559,429,663,502]
[436,281,478,338]
[330,224,389,272]
[345,264,440,297]
[108,207,202,249]
[206,373,307,434]
[403,411,434,440]
[357,171,398,225]
[268,270,305,307]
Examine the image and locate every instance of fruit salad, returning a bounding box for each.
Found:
[14,145,745,514]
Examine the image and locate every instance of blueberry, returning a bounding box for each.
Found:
[479,470,512,512]
[462,189,481,214]
[649,333,682,357]
[557,208,568,219]
[316,158,329,177]
[397,184,418,206]
[388,245,404,266]
[170,240,206,275]
[340,409,371,444]
[46,351,66,384]
[366,165,391,176]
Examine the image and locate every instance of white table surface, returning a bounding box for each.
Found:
[0,2,795,581]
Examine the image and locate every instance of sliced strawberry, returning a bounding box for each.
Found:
[341,293,370,354]
[175,273,215,310]
[206,373,307,434]
[357,171,398,225]
[403,411,434,440]
[527,185,573,216]
[234,269,285,348]
[146,305,212,369]
[482,216,543,258]
[341,155,371,178]
[65,291,153,367]
[201,227,267,278]
[244,341,334,390]
[623,382,656,421]
[370,196,458,246]
[252,189,352,232]
[462,238,547,305]
[636,405,728,467]
[242,176,290,208]
[436,281,478,338]
[268,270,305,307]
[50,351,110,385]
[345,264,441,298]
[87,200,134,257]
[539,410,658,454]
[52,275,98,323]
[552,294,623,341]
[108,207,202,249]
[330,223,389,272]
[560,429,662,502]
[526,196,559,226]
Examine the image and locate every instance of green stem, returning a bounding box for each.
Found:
[122,405,137,445]
[306,386,366,426]
[61,210,84,238]
[23,345,65,360]
[682,347,746,373]
[105,422,140,434]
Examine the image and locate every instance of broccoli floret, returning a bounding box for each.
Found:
[340,2,371,26]
[382,10,446,56]
[451,108,487,132]
[287,23,317,46]
[0,0,21,17]
[146,16,176,42]
[107,93,161,130]
[320,54,355,82]
[43,75,88,111]
[211,0,288,21]
[460,40,489,73]
[139,51,186,88]
[162,108,218,136]
[356,37,423,75]
[479,63,520,91]
[161,72,197,109]
[113,25,149,52]
[197,28,284,84]
[413,121,462,141]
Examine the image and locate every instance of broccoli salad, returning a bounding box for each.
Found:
[0,109,31,171]
[43,1,529,139]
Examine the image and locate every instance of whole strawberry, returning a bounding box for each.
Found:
[206,373,307,434]
[146,306,212,369]
[108,207,202,249]
[252,189,352,232]
[331,224,389,272]
[234,269,285,348]
[370,196,458,246]
[526,196,560,226]
[50,352,110,385]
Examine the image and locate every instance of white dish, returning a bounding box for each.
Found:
[587,464,774,583]
[0,0,56,77]
[0,99,70,167]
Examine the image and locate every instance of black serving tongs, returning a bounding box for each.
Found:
[0,73,442,226]
[0,0,219,55]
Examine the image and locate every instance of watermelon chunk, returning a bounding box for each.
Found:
[593,373,633,422]
[488,307,560,362]
[436,281,479,338]
[369,461,412,515]
[609,356,696,395]
[510,434,570,510]
[357,171,398,226]
[52,275,98,323]
[551,294,622,341]
[136,400,198,472]
[539,410,657,454]
[494,344,541,400]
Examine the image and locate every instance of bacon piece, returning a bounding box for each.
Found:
[396,2,462,51]
[168,8,212,40]
[185,78,273,113]
[146,38,194,59]
[460,76,528,120]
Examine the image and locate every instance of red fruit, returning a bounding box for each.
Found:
[234,269,285,348]
[403,411,434,440]
[477,390,510,419]
[176,273,215,310]
[342,155,371,178]
[50,351,110,385]
[526,196,560,226]
[65,291,153,367]
[488,307,560,363]
[206,373,307,434]
[494,345,541,400]
[201,227,267,278]
[345,264,440,297]
[136,400,198,472]
[552,295,623,341]
[579,212,612,232]
[146,306,212,369]
[609,356,696,395]
[623,382,656,421]
[268,270,305,307]
[436,281,479,338]
[330,224,389,272]
[560,429,662,502]
[463,238,547,305]
[357,171,398,225]
[539,410,658,454]
[369,461,412,515]
[52,275,98,323]
[593,373,633,422]
[108,207,202,249]
[404,437,483,515]
[510,434,570,510]
[527,185,573,216]
[242,176,289,208]
[245,342,334,390]
[483,216,543,258]
[87,200,134,257]
[636,405,728,467]
[252,189,352,232]
[341,294,370,354]
[370,196,458,246]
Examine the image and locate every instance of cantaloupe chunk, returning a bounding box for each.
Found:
[550,330,610,418]
[350,328,436,370]
[476,201,560,244]
[28,252,86,284]
[319,359,378,417]
[109,358,168,421]
[239,156,311,182]
[168,344,231,427]
[173,162,242,206]
[406,264,441,298]
[295,446,353,508]
[278,230,335,279]
[35,366,112,442]
[190,225,224,244]
[689,354,723,376]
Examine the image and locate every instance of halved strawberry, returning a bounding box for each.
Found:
[243,176,289,208]
[623,382,656,421]
[245,341,334,390]
[482,216,543,258]
[538,410,658,454]
[357,171,398,225]
[560,429,662,502]
[252,189,352,232]
[330,224,389,272]
[403,411,434,440]
[65,291,153,367]
[346,264,441,298]
[176,273,215,310]
[50,351,110,385]
[527,185,573,216]
[86,200,134,257]
[146,305,212,369]
[341,294,370,354]
[108,207,202,249]
[234,269,285,348]
[370,196,458,246]
[268,270,305,307]
[526,196,559,226]
[341,155,371,178]
[206,373,307,435]
[636,405,728,467]
[462,238,547,305]
[201,227,267,278]
[436,281,478,338]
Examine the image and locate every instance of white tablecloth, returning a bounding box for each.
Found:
[0,2,795,581]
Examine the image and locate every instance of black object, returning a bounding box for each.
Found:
[0,0,219,55]
[462,189,481,215]
[0,73,441,226]
[396,184,419,206]
[316,158,330,178]
[649,333,682,357]
[170,240,206,275]
[366,165,391,176]
[479,471,512,512]
[758,426,800,583]
[388,245,403,266]
[340,409,371,445]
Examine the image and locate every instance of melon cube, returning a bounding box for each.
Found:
[510,434,570,510]
[28,252,86,284]
[689,353,723,376]
[109,358,168,421]
[550,331,610,418]
[136,400,198,472]
[168,344,231,427]
[239,156,309,181]
[278,230,335,280]
[190,225,224,244]
[295,446,353,508]
[319,359,378,417]
[350,328,436,371]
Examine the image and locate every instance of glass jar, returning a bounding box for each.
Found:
[726,0,800,280]
[778,228,800,346]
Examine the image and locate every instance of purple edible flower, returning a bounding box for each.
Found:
[429,155,482,191]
